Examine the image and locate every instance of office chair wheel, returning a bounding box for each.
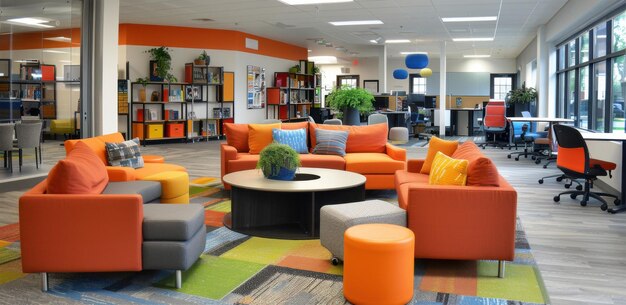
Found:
[556,177,563,182]
[330,257,340,266]
[601,203,608,211]
[507,154,512,159]
[515,157,520,161]
[564,183,571,189]
[570,194,577,199]
[580,200,587,207]
[531,156,536,160]
[553,196,560,202]
[576,185,583,191]
[543,164,548,169]
[538,179,544,184]
[614,199,621,206]
[535,159,541,164]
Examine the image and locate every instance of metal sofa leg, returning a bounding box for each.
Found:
[498,260,506,278]
[176,270,182,289]
[41,272,49,292]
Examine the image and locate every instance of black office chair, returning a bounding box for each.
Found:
[552,125,620,211]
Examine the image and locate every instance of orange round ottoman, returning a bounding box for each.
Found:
[143,155,165,163]
[343,223,414,305]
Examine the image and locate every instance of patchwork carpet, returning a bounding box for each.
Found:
[0,184,550,305]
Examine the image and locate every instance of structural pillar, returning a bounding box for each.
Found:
[536,25,549,117]
[439,41,447,137]
[380,44,388,93]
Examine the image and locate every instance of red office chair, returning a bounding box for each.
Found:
[552,124,620,211]
[478,100,507,149]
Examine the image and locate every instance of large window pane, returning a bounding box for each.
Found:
[558,47,565,70]
[613,56,626,133]
[594,23,607,58]
[558,73,565,117]
[580,32,590,63]
[612,10,626,52]
[567,70,577,124]
[579,66,589,129]
[568,40,577,67]
[594,62,607,132]
[493,76,512,100]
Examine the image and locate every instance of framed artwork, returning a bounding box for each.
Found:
[149,60,162,81]
[185,85,202,102]
[207,121,217,136]
[363,80,379,94]
[247,65,265,109]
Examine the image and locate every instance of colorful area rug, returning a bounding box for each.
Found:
[0,183,550,304]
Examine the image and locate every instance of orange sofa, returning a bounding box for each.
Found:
[394,141,517,277]
[221,122,406,190]
[65,132,186,181]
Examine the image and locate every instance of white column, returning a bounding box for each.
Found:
[439,41,447,137]
[381,44,388,93]
[93,0,120,135]
[537,25,549,117]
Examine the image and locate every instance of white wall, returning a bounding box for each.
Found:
[120,46,295,124]
[517,37,537,87]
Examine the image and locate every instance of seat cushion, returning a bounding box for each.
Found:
[133,163,187,180]
[103,181,161,204]
[394,170,429,188]
[228,153,260,173]
[299,153,345,170]
[345,153,405,174]
[47,142,109,194]
[143,204,205,241]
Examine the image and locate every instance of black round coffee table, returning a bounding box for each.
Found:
[222,167,366,239]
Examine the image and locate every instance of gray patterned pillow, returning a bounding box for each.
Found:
[105,138,144,168]
[313,129,349,156]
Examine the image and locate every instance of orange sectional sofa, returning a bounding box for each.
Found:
[221,121,406,190]
[394,141,517,276]
[65,132,186,181]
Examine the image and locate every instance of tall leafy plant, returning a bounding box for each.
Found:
[146,46,177,82]
[326,86,374,114]
[506,82,538,105]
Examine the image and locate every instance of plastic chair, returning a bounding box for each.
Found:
[15,122,42,171]
[0,124,15,173]
[367,113,387,125]
[478,101,507,149]
[323,119,342,125]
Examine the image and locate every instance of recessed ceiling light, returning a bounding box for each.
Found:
[329,20,384,26]
[44,36,71,42]
[464,54,491,58]
[5,17,54,28]
[385,39,411,44]
[308,56,337,64]
[307,49,312,53]
[43,50,67,54]
[442,16,497,22]
[453,37,494,42]
[279,0,352,4]
[400,51,428,55]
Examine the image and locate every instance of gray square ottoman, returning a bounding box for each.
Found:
[320,199,406,264]
[142,203,206,288]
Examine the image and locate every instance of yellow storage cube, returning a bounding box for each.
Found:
[146,124,164,139]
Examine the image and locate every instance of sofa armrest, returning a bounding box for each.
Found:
[385,143,406,162]
[106,166,136,182]
[407,159,425,173]
[221,144,238,179]
[404,178,517,261]
[19,194,144,272]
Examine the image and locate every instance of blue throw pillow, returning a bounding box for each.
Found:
[272,128,309,154]
[313,129,349,156]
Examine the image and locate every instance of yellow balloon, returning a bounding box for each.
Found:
[420,68,432,77]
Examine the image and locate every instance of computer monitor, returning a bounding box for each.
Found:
[373,96,389,110]
[407,94,425,107]
[424,95,436,109]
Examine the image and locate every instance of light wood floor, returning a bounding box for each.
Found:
[1,139,626,305]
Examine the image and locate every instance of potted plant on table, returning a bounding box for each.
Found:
[326,86,374,125]
[257,143,301,181]
[194,50,210,66]
[506,82,538,117]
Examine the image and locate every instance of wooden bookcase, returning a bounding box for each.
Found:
[267,70,318,121]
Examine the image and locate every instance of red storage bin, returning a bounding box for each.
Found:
[165,123,185,138]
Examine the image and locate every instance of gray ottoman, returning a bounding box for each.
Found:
[142,204,207,288]
[320,200,406,264]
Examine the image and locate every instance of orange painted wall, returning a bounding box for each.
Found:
[0,25,306,61]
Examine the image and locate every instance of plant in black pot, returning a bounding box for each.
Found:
[326,86,374,125]
[506,82,538,117]
[257,143,301,181]
[146,46,177,82]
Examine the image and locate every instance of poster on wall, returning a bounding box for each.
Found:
[247,65,265,109]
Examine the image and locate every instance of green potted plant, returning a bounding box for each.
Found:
[136,77,149,102]
[289,64,300,74]
[326,86,374,125]
[257,143,301,180]
[146,46,176,82]
[194,50,210,66]
[506,82,538,116]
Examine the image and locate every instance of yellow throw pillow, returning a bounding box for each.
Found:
[420,136,459,174]
[429,151,468,186]
[248,123,281,154]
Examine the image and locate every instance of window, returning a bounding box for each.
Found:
[579,66,589,129]
[492,76,513,100]
[612,10,626,52]
[594,62,607,131]
[558,46,565,70]
[557,73,565,117]
[568,39,577,67]
[410,76,427,94]
[594,23,607,58]
[336,75,359,89]
[612,55,626,132]
[580,32,590,63]
[567,70,577,124]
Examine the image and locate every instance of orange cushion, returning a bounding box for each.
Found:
[429,152,468,186]
[590,158,617,171]
[47,142,109,194]
[224,123,250,152]
[309,122,387,153]
[228,153,260,173]
[299,154,345,170]
[344,153,405,174]
[452,141,500,187]
[395,169,429,187]
[420,136,458,174]
[248,123,281,154]
[132,163,187,180]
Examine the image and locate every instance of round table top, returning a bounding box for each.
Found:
[223,167,366,193]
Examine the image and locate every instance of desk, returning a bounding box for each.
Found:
[450,108,482,136]
[580,132,626,214]
[381,111,409,129]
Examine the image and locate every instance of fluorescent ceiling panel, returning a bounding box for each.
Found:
[386,39,411,44]
[442,16,497,22]
[308,56,337,64]
[329,20,384,26]
[464,55,491,58]
[5,17,54,28]
[400,52,428,55]
[278,0,353,5]
[44,36,71,42]
[453,37,494,42]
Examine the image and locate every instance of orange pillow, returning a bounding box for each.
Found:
[420,136,459,174]
[309,123,387,153]
[429,151,468,186]
[452,141,500,187]
[224,123,249,152]
[248,123,281,154]
[47,141,109,194]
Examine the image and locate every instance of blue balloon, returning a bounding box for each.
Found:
[405,53,429,69]
[393,69,408,79]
